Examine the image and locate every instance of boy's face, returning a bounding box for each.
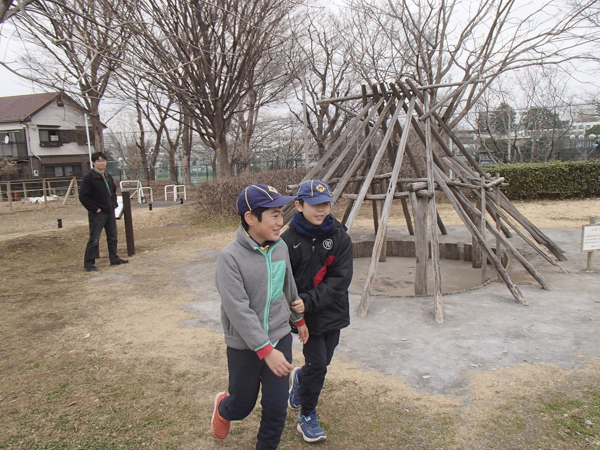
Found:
[245,206,285,245]
[295,200,331,226]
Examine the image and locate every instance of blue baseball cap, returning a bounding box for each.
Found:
[296,179,335,205]
[237,184,295,215]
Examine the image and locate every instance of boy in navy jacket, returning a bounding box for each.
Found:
[281,179,353,443]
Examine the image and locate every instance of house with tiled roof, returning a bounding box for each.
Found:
[0,92,94,178]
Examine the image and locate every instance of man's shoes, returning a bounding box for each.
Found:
[297,410,326,442]
[211,392,230,440]
[110,259,129,266]
[288,367,301,410]
[83,266,98,272]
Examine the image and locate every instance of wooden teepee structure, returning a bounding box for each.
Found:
[285,79,566,323]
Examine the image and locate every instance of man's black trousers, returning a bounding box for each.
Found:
[84,210,119,268]
[219,333,293,450]
[298,329,340,415]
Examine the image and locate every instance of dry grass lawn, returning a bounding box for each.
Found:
[1,197,600,449]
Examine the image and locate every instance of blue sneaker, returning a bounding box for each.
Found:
[288,367,301,410]
[297,410,326,442]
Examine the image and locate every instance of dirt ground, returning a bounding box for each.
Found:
[1,196,600,449]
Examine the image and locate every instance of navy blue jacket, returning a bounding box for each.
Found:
[282,218,353,335]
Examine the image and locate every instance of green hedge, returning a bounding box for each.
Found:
[481,160,600,200]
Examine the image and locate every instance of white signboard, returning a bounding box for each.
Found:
[581,224,600,252]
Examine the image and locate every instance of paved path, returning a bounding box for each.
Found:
[177,227,600,395]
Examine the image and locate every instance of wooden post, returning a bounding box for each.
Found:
[74,177,79,198]
[480,176,487,282]
[587,217,597,271]
[495,173,502,281]
[433,166,527,305]
[62,177,76,206]
[42,178,48,208]
[451,184,552,291]
[357,96,416,317]
[22,182,28,200]
[122,190,136,257]
[371,181,380,233]
[410,191,428,296]
[7,181,12,211]
[379,179,387,262]
[423,90,443,322]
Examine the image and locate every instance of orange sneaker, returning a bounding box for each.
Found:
[211,392,230,439]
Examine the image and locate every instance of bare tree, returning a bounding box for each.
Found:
[4,0,131,152]
[288,11,356,158]
[346,0,593,129]
[124,0,303,178]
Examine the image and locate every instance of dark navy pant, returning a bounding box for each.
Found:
[84,210,119,268]
[219,333,293,450]
[298,329,340,415]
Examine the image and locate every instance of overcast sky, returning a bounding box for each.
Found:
[1,1,598,104]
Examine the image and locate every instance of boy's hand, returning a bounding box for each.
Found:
[291,298,305,314]
[297,324,309,344]
[264,349,293,377]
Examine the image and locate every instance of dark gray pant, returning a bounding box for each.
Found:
[84,210,119,268]
[219,333,293,450]
[299,329,340,415]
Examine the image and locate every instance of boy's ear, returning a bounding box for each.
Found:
[294,200,303,213]
[244,211,256,226]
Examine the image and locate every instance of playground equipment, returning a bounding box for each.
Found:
[284,79,565,322]
[119,180,153,204]
[165,184,186,202]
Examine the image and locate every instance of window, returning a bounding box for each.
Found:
[45,165,81,178]
[0,129,27,158]
[39,129,62,147]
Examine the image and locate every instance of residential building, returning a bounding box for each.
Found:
[0,92,94,179]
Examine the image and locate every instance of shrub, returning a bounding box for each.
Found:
[196,169,309,216]
[0,157,18,181]
[481,160,600,200]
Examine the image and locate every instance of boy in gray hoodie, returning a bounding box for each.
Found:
[212,184,309,450]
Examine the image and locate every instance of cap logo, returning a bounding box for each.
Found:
[316,184,326,193]
[268,186,278,194]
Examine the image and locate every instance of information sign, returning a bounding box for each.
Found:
[581,224,600,252]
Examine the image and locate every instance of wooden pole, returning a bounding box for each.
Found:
[122,190,136,257]
[410,191,429,296]
[480,176,488,282]
[62,177,76,206]
[74,177,79,197]
[379,179,387,263]
[372,181,380,233]
[399,184,415,235]
[424,90,443,322]
[495,173,502,281]
[302,74,310,169]
[22,182,27,200]
[450,184,553,291]
[433,166,527,305]
[42,178,48,208]
[357,96,416,317]
[587,217,597,271]
[342,99,402,225]
[7,181,12,211]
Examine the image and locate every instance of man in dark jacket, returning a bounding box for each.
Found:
[79,152,128,272]
[281,179,353,443]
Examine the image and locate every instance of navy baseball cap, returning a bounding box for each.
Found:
[296,179,336,205]
[237,184,295,215]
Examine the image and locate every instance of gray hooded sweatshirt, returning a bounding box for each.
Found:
[216,227,303,354]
